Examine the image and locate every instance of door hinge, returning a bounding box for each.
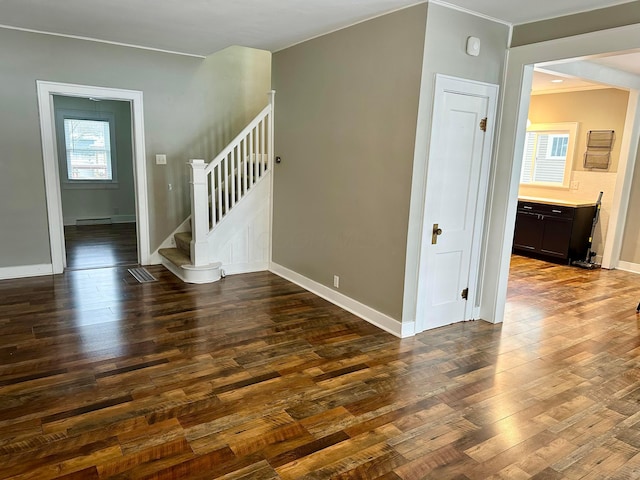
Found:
[461,288,469,300]
[479,117,487,132]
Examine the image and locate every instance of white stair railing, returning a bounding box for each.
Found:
[188,91,275,267]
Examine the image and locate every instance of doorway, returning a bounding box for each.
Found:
[480,25,640,326]
[505,60,640,327]
[516,67,634,264]
[53,95,138,270]
[36,81,150,274]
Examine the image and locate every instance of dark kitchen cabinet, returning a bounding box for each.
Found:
[513,200,596,263]
[513,211,543,252]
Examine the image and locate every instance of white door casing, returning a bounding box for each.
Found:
[415,75,498,333]
[36,81,149,273]
[482,24,640,327]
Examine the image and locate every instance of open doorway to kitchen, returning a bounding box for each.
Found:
[481,22,640,327]
[504,52,640,335]
[511,63,637,271]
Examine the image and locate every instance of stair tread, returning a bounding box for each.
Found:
[159,248,191,268]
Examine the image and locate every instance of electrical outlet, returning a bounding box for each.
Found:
[333,275,340,288]
[156,154,167,165]
[570,181,579,190]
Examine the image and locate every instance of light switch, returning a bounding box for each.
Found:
[156,154,167,165]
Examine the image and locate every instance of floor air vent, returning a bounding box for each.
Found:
[128,267,157,283]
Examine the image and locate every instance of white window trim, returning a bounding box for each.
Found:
[55,108,119,189]
[520,122,578,189]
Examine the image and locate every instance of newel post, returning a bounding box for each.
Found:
[189,159,209,267]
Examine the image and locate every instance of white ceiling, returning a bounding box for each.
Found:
[531,70,605,94]
[590,52,640,76]
[0,0,637,56]
[533,50,640,94]
[0,0,421,56]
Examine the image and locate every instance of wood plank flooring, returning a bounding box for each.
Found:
[65,224,138,270]
[1,255,640,479]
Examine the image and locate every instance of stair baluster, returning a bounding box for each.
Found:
[187,91,275,269]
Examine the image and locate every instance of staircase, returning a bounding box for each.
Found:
[158,91,275,283]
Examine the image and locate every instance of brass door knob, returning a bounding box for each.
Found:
[432,224,443,244]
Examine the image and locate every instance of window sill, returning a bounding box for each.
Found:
[520,183,570,190]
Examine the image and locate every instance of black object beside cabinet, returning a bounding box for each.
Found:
[513,198,597,263]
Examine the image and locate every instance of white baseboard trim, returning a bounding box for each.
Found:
[75,217,112,226]
[269,262,413,338]
[223,262,269,276]
[112,215,136,224]
[0,263,53,280]
[148,252,163,265]
[400,320,417,338]
[64,215,137,226]
[617,261,640,275]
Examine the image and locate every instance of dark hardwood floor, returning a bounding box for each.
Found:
[65,223,138,270]
[1,255,640,479]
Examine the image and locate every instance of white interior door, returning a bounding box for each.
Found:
[416,75,498,332]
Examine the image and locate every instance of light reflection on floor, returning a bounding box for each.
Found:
[67,244,117,270]
[69,268,125,357]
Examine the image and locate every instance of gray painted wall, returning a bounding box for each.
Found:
[53,96,135,225]
[511,1,640,47]
[272,4,428,320]
[0,28,270,268]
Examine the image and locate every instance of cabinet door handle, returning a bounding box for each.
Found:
[552,209,562,213]
[523,206,532,210]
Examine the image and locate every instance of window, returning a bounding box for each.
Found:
[64,118,112,180]
[548,135,568,159]
[520,122,577,187]
[56,109,117,188]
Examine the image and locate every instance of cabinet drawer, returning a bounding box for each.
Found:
[517,201,540,213]
[535,203,575,219]
[517,201,575,219]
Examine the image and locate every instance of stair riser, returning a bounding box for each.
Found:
[175,235,191,256]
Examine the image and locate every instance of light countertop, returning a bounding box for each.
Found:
[518,195,597,208]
